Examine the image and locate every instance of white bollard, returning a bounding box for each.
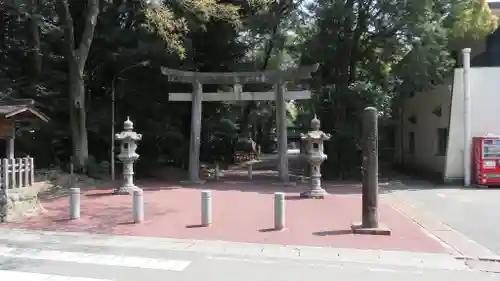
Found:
[274,192,285,230]
[69,188,80,220]
[201,190,212,226]
[133,189,144,223]
[247,163,253,180]
[214,162,220,180]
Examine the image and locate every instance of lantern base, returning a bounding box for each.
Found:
[180,180,206,186]
[113,185,138,195]
[300,188,328,199]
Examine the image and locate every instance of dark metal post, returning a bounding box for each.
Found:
[362,107,378,228]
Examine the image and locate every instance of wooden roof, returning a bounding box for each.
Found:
[0,99,50,122]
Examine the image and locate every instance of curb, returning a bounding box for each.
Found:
[478,256,500,262]
[456,256,500,262]
[0,228,470,271]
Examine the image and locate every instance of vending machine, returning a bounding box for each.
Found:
[473,136,500,185]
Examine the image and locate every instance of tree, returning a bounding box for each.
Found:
[56,0,99,167]
[296,0,498,179]
[2,0,498,181]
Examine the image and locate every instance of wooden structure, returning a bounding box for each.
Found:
[0,99,49,189]
[1,157,35,190]
[162,65,319,184]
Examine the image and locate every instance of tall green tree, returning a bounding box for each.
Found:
[55,0,99,167]
[298,0,498,179]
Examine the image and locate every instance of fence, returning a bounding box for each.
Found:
[1,157,35,190]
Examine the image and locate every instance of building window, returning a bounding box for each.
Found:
[409,132,415,155]
[436,128,448,156]
[408,115,417,124]
[432,105,442,117]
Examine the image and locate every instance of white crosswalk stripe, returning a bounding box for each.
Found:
[0,270,113,281]
[0,245,191,271]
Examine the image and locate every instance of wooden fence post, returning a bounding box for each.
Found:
[10,158,15,189]
[16,158,22,188]
[23,157,29,187]
[2,159,8,190]
[29,157,34,186]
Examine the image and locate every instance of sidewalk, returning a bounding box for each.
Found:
[0,178,450,254]
[0,227,468,271]
[3,228,498,281]
[0,151,472,257]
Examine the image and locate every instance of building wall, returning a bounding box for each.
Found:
[486,28,500,66]
[394,81,453,175]
[394,2,500,179]
[444,67,500,181]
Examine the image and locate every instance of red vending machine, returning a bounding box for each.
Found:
[473,135,500,185]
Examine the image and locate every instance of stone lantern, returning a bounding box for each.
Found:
[114,117,142,194]
[300,116,331,198]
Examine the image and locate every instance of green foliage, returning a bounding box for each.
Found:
[204,118,239,164]
[449,0,498,39]
[213,118,239,139]
[2,0,498,180]
[293,0,498,179]
[142,0,242,57]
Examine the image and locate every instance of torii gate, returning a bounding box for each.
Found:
[161,64,319,184]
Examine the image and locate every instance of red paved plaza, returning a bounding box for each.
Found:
[1,178,449,254]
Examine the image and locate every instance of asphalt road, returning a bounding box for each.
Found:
[0,228,498,281]
[390,180,500,255]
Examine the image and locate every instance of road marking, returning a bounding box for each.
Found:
[0,228,469,270]
[0,270,112,281]
[0,246,191,271]
[207,256,425,274]
[436,193,446,198]
[365,267,423,275]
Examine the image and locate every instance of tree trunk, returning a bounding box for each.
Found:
[57,0,99,167]
[68,60,89,166]
[27,0,42,77]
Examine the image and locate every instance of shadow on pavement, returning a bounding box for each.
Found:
[312,229,352,236]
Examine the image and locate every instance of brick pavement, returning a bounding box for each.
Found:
[0,177,450,254]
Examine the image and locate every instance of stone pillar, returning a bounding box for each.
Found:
[185,80,204,184]
[122,161,135,189]
[275,82,289,182]
[362,107,378,227]
[351,107,391,235]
